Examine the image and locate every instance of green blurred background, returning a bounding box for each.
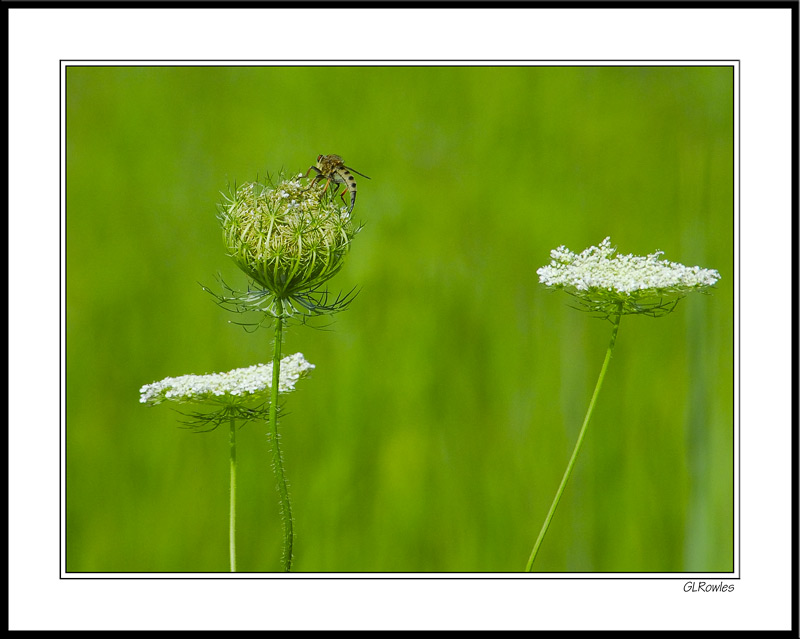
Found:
[66,66,733,573]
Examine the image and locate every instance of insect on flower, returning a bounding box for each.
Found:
[302,154,370,214]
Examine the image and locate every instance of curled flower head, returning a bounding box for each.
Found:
[139,352,315,407]
[537,237,721,317]
[216,174,360,316]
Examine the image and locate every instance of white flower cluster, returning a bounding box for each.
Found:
[139,352,315,406]
[537,237,721,295]
[273,176,351,220]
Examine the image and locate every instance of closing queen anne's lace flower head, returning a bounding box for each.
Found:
[537,237,720,317]
[214,174,361,318]
[139,353,315,407]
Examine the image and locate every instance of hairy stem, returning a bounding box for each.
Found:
[526,311,622,571]
[229,414,237,573]
[269,299,294,572]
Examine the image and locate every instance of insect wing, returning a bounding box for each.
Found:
[344,165,371,180]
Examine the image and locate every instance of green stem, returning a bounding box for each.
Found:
[269,299,294,572]
[229,414,237,573]
[526,311,623,571]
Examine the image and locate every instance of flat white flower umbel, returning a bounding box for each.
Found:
[537,237,721,317]
[139,352,315,406]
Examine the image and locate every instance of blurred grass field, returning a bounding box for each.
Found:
[65,65,733,573]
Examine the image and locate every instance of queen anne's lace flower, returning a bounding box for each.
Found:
[209,173,362,320]
[139,352,315,406]
[537,237,720,317]
[218,177,358,299]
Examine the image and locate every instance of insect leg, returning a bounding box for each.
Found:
[301,166,322,179]
[315,176,333,204]
[301,167,324,192]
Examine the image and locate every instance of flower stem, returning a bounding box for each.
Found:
[229,414,237,573]
[526,311,623,571]
[269,299,294,572]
